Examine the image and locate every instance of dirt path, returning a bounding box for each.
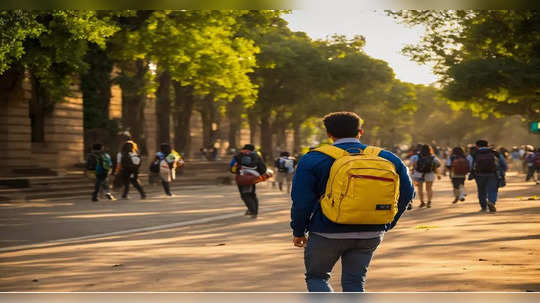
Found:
[0,174,539,292]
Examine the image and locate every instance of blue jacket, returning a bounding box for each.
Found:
[290,140,415,237]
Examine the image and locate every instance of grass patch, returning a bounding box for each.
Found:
[414,225,439,230]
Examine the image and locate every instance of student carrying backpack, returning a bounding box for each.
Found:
[153,143,184,196]
[230,144,271,218]
[290,112,415,292]
[446,147,469,204]
[87,143,115,202]
[471,140,507,212]
[117,141,146,200]
[410,145,441,209]
[274,152,295,193]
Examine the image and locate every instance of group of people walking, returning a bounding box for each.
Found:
[85,111,534,293]
[86,134,183,202]
[407,140,509,212]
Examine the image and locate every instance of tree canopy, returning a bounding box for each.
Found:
[388,10,540,121]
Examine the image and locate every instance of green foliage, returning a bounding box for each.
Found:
[388,10,540,120]
[0,10,119,105]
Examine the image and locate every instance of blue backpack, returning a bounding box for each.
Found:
[95,153,112,175]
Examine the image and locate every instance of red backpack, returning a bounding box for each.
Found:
[452,156,470,175]
[533,152,540,168]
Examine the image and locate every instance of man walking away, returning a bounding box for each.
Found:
[87,143,115,202]
[469,140,507,212]
[230,144,267,218]
[275,152,295,194]
[291,112,415,292]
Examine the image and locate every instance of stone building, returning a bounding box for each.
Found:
[1,74,292,176]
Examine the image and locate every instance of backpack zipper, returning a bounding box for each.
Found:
[334,167,397,222]
[328,158,394,198]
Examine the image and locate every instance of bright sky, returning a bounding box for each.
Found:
[283,10,438,85]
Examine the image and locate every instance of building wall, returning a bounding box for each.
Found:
[1,77,85,175]
[30,87,84,169]
[0,77,32,174]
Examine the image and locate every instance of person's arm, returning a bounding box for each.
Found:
[498,154,508,172]
[115,153,122,174]
[408,155,417,172]
[383,152,415,230]
[290,156,319,240]
[256,155,267,175]
[434,157,442,179]
[445,157,452,169]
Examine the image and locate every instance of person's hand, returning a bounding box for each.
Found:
[293,236,307,248]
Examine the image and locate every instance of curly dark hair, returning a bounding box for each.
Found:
[322,112,364,139]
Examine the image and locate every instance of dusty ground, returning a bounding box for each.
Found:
[0,173,539,292]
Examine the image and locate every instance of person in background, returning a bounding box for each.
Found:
[469,140,507,212]
[117,142,146,200]
[525,147,540,185]
[409,144,441,209]
[87,143,115,202]
[510,147,521,172]
[274,151,295,194]
[152,143,184,196]
[446,147,469,204]
[230,144,268,218]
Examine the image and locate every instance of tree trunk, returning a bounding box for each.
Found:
[226,97,243,151]
[198,95,220,150]
[155,71,171,145]
[260,115,273,162]
[173,82,196,156]
[293,121,302,154]
[81,45,113,154]
[274,122,287,151]
[119,59,148,155]
[247,110,258,145]
[29,75,47,143]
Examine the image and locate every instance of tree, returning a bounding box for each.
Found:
[388,10,540,121]
[143,10,259,155]
[0,10,118,142]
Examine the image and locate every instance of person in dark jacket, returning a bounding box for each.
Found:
[118,142,146,200]
[445,147,469,204]
[230,144,267,218]
[87,143,115,202]
[291,112,415,292]
[468,140,507,212]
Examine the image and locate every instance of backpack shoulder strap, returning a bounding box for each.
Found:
[313,145,349,160]
[363,146,382,156]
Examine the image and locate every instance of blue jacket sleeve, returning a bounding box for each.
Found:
[290,156,319,237]
[382,151,415,230]
[498,154,508,172]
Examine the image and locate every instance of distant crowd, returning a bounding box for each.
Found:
[83,112,539,293]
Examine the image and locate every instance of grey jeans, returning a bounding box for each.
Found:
[304,232,382,292]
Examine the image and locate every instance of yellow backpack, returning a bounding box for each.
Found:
[315,145,400,225]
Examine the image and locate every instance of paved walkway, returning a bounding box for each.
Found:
[0,174,539,291]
